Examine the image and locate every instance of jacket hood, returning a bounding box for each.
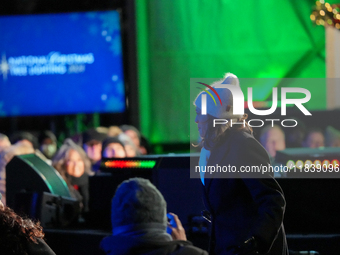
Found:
[100,235,192,255]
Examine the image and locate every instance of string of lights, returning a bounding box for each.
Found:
[311,0,340,29]
[103,160,157,169]
[287,159,339,169]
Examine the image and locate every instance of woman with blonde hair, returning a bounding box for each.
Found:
[52,139,92,214]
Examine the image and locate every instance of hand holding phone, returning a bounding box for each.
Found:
[166,212,187,241]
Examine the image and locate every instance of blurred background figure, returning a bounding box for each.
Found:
[259,125,286,160]
[10,131,55,165]
[82,128,107,171]
[0,192,56,255]
[96,126,109,135]
[120,125,142,153]
[52,139,92,215]
[0,143,35,206]
[102,137,126,158]
[325,126,340,147]
[285,118,306,148]
[117,133,140,157]
[107,125,123,137]
[39,130,58,161]
[10,131,38,150]
[0,133,11,152]
[302,128,325,148]
[140,136,152,155]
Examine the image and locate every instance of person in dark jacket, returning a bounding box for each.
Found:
[0,192,56,255]
[194,73,288,255]
[100,178,208,255]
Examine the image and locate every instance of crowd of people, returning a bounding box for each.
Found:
[0,73,338,254]
[0,125,149,208]
[259,124,340,160]
[0,125,171,254]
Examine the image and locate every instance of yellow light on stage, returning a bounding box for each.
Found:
[320,10,325,16]
[316,1,321,6]
[316,20,321,25]
[325,3,330,8]
[314,160,322,168]
[333,9,338,14]
[311,14,316,21]
[305,160,312,168]
[320,0,325,4]
[331,159,339,167]
[328,19,333,25]
[327,7,333,13]
[336,14,340,19]
[336,23,340,29]
[296,160,304,169]
[322,160,330,167]
[320,20,325,25]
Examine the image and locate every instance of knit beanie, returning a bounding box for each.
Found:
[120,125,141,140]
[101,137,126,158]
[194,73,243,119]
[10,131,39,149]
[38,130,57,145]
[117,133,140,156]
[111,178,167,228]
[82,128,107,145]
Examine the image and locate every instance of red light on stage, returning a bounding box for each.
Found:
[331,159,340,167]
[104,160,156,169]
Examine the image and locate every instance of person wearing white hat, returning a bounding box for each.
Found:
[194,73,288,255]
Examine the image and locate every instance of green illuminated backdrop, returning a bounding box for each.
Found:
[136,0,328,144]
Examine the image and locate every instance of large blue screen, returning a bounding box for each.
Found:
[0,11,125,117]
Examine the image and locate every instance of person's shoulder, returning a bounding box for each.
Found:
[230,129,270,161]
[212,129,258,154]
[176,245,208,255]
[169,240,208,255]
[214,128,248,146]
[228,129,259,148]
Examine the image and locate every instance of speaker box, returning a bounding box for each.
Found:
[6,154,79,228]
[14,191,80,228]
